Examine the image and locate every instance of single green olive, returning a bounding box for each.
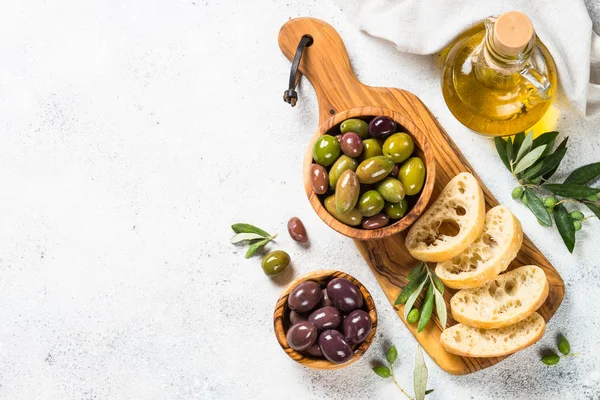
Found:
[313,135,341,167]
[328,155,358,188]
[358,190,385,217]
[385,199,408,219]
[324,195,362,226]
[382,133,414,163]
[335,169,360,215]
[356,156,395,184]
[407,308,420,324]
[376,177,405,203]
[359,139,383,161]
[541,353,560,366]
[261,250,290,277]
[340,118,369,139]
[398,157,426,196]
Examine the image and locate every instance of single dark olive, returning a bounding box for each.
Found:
[313,135,341,167]
[335,169,360,215]
[340,118,369,139]
[289,310,307,325]
[308,306,342,331]
[359,139,383,162]
[287,217,308,243]
[310,164,328,195]
[261,250,290,277]
[319,329,353,364]
[324,195,363,226]
[327,278,364,313]
[287,321,318,351]
[361,212,390,230]
[384,199,408,220]
[305,342,323,358]
[288,281,322,313]
[343,309,373,344]
[369,116,396,139]
[341,132,363,158]
[320,288,332,307]
[389,164,400,178]
[382,133,414,163]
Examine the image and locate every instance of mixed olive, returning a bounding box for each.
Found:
[310,116,426,229]
[285,277,373,364]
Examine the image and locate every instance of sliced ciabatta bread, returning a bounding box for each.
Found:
[435,206,523,289]
[440,312,546,357]
[450,265,549,329]
[405,173,485,262]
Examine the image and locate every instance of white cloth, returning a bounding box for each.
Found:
[359,0,600,117]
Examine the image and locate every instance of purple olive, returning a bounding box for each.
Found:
[343,309,372,344]
[389,164,400,177]
[369,116,396,139]
[287,217,308,243]
[308,306,342,331]
[289,310,307,325]
[362,212,390,230]
[327,278,364,313]
[288,281,322,313]
[320,289,332,307]
[286,321,318,351]
[319,330,353,364]
[340,132,363,158]
[305,343,323,358]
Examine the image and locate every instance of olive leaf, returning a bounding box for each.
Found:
[407,262,425,282]
[431,273,444,295]
[244,237,271,258]
[494,137,511,170]
[417,283,435,333]
[554,204,576,253]
[532,131,559,151]
[564,162,600,185]
[373,365,391,378]
[542,137,568,180]
[506,137,515,171]
[403,278,428,320]
[230,232,267,244]
[425,389,435,395]
[433,287,447,328]
[231,223,271,236]
[522,146,567,181]
[523,189,552,226]
[585,202,600,219]
[513,145,547,175]
[395,270,427,305]
[414,346,429,400]
[514,131,533,164]
[542,184,600,199]
[386,345,398,364]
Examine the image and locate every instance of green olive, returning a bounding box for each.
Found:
[324,195,362,226]
[358,190,385,217]
[376,177,405,203]
[328,155,358,189]
[356,156,394,184]
[261,250,290,277]
[407,308,420,324]
[359,139,383,161]
[385,199,408,219]
[335,169,360,215]
[340,118,369,139]
[398,157,426,196]
[313,135,341,167]
[382,133,414,163]
[541,353,560,366]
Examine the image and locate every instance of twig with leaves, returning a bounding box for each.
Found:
[373,345,433,400]
[394,262,447,332]
[230,223,278,258]
[494,131,600,252]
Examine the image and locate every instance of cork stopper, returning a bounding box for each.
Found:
[493,11,534,56]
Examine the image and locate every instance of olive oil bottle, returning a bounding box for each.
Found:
[441,11,557,136]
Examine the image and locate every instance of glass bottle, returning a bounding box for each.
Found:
[441,11,557,136]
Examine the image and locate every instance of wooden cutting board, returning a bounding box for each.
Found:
[278,17,564,375]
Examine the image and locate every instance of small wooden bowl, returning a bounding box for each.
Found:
[273,270,377,370]
[303,107,436,240]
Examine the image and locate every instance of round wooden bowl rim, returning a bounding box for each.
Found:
[273,270,378,370]
[303,106,436,240]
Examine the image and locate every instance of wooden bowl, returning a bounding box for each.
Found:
[303,107,436,240]
[273,270,377,370]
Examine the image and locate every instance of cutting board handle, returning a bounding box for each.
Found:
[278,18,365,124]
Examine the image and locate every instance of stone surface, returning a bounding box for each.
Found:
[0,1,599,399]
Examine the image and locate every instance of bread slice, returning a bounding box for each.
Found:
[440,312,546,357]
[435,206,523,289]
[450,265,549,329]
[405,173,485,262]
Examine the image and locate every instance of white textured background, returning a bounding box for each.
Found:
[1,1,599,399]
